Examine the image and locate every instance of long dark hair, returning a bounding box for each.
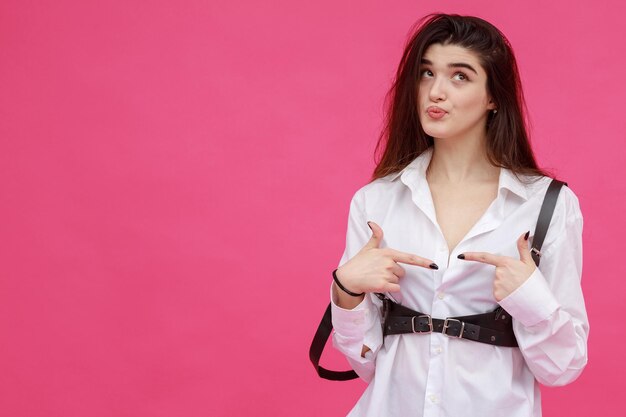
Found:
[372,14,551,181]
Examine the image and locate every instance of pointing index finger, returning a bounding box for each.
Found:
[385,248,438,270]
[458,252,504,266]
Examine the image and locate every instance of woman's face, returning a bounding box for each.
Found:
[417,43,495,141]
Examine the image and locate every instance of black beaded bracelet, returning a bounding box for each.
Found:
[332,269,364,297]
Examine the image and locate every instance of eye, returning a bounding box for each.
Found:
[420,69,434,78]
[453,72,469,81]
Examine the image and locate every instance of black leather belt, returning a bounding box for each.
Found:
[382,298,518,347]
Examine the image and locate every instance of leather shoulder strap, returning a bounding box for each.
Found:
[531,179,567,266]
[309,303,358,380]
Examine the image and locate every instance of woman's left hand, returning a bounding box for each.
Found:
[458,231,536,302]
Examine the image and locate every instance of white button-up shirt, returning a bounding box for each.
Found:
[331,147,588,417]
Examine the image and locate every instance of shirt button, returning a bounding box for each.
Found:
[428,394,438,403]
[437,292,445,300]
[434,347,443,354]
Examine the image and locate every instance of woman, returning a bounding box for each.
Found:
[330,14,588,417]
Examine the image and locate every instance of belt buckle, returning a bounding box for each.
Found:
[442,318,465,338]
[411,314,433,334]
[530,247,542,258]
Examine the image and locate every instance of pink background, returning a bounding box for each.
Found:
[0,0,623,416]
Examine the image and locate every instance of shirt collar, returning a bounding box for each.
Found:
[498,165,529,201]
[386,147,432,182]
[386,147,529,201]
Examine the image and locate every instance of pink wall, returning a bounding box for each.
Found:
[0,0,623,415]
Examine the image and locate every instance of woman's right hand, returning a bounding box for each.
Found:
[334,221,438,300]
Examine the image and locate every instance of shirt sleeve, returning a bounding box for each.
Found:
[330,189,383,383]
[498,187,589,386]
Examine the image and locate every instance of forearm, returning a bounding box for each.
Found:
[330,285,383,381]
[499,267,589,386]
[514,308,588,386]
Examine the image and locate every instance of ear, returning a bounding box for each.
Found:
[486,98,497,111]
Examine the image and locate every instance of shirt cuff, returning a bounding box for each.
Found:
[498,267,561,327]
[329,284,378,337]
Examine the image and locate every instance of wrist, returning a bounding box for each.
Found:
[332,268,364,297]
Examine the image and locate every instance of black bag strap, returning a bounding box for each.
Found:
[309,178,567,381]
[531,179,567,266]
[309,304,358,380]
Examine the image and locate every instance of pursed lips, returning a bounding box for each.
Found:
[426,106,448,119]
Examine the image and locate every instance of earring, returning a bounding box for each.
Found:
[492,109,498,114]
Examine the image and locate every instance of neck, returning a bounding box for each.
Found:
[426,134,499,184]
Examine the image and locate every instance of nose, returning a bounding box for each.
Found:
[428,76,446,102]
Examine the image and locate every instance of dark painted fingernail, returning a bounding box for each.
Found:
[429,263,439,270]
[367,221,372,231]
[524,231,530,240]
[457,254,465,260]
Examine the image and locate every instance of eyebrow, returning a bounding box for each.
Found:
[420,58,478,75]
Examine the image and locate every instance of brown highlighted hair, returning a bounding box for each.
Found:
[372,14,551,181]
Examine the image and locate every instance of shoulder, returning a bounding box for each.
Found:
[557,182,583,223]
[521,175,583,252]
[349,172,408,208]
[525,176,582,222]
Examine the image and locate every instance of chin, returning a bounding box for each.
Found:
[421,125,452,139]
